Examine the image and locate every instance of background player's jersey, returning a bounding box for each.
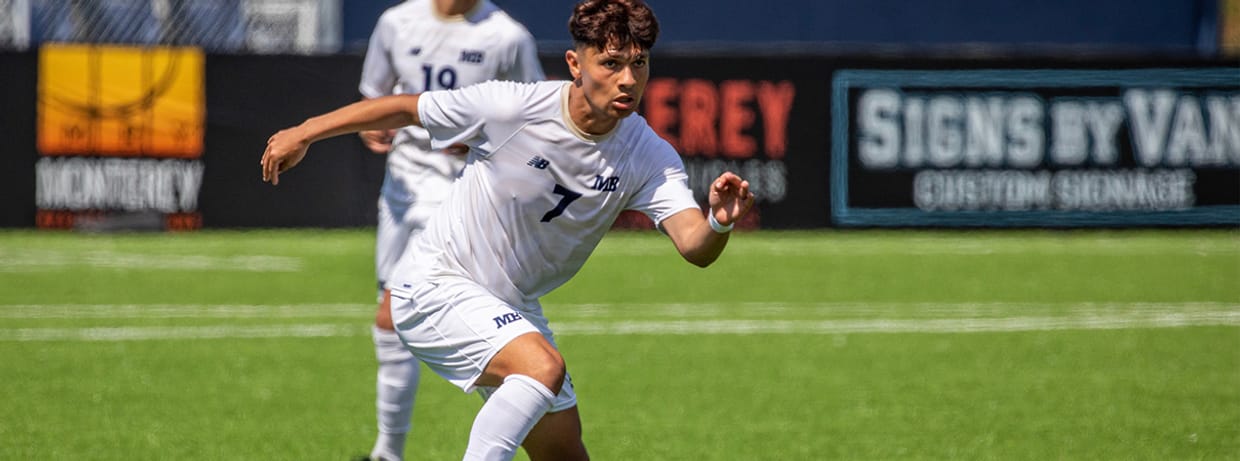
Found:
[360,0,544,204]
[393,80,701,306]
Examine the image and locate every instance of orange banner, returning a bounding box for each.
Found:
[38,44,204,158]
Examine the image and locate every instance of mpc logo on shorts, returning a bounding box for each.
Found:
[492,311,524,329]
[35,44,206,230]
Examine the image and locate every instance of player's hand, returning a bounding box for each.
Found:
[359,129,395,153]
[260,127,310,186]
[707,171,755,226]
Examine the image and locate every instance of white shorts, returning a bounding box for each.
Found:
[388,277,577,412]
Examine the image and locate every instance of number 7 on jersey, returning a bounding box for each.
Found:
[540,184,582,222]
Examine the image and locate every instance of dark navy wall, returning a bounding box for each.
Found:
[341,0,402,53]
[343,0,1219,55]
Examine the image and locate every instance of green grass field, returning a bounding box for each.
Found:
[1,228,1238,460]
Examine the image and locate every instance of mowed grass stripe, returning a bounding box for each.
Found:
[550,301,1238,319]
[592,231,1240,257]
[553,312,1240,335]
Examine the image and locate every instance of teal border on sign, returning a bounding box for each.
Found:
[830,68,1240,227]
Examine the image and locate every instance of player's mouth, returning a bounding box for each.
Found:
[612,95,636,111]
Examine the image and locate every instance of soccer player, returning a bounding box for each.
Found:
[357,1,543,460]
[260,0,754,459]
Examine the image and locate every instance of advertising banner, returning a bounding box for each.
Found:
[832,68,1240,226]
[1,52,1236,230]
[35,44,206,230]
[4,49,384,230]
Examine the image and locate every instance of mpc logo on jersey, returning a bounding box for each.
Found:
[591,175,620,191]
[459,49,485,64]
[492,311,524,329]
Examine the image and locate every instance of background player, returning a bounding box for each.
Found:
[357,1,543,460]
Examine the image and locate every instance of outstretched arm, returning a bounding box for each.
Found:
[358,97,397,154]
[261,94,422,185]
[660,171,756,267]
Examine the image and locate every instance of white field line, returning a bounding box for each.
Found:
[553,313,1240,335]
[0,302,1237,341]
[2,324,359,341]
[0,249,302,272]
[0,304,371,319]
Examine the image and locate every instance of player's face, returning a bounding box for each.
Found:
[571,44,650,124]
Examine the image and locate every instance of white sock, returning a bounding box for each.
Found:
[371,326,419,461]
[463,374,555,461]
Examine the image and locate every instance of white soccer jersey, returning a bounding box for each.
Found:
[360,0,544,203]
[392,80,701,306]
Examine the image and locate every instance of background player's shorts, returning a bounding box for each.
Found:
[375,196,434,289]
[375,147,459,289]
[388,277,578,412]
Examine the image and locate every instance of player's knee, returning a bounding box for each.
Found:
[510,340,566,394]
[485,333,567,392]
[526,351,566,394]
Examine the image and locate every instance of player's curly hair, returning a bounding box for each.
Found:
[568,0,659,51]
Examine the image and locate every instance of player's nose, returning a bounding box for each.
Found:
[617,65,637,88]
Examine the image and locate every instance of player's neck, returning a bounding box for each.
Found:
[566,86,621,136]
[434,0,479,16]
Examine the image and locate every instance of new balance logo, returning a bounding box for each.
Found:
[527,156,550,169]
[493,312,524,329]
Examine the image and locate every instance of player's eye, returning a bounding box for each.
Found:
[601,60,618,69]
[633,59,648,68]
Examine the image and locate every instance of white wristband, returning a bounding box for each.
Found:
[708,212,734,233]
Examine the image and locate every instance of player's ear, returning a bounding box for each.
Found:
[565,49,581,82]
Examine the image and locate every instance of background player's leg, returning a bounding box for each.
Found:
[369,292,419,461]
[370,198,419,461]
